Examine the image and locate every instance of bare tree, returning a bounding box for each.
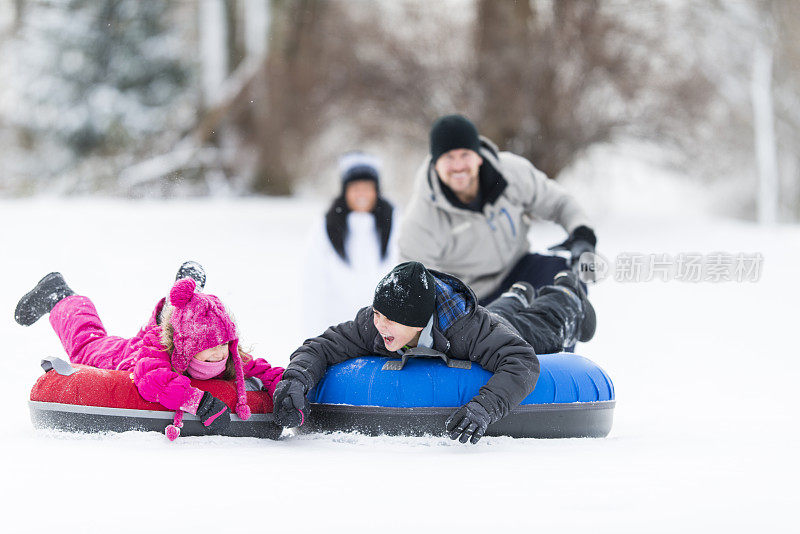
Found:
[770,0,800,219]
[229,0,333,195]
[228,0,474,195]
[474,0,716,180]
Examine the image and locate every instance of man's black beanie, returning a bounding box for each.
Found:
[373,262,435,328]
[429,114,481,163]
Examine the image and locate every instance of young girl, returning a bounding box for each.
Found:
[15,271,284,440]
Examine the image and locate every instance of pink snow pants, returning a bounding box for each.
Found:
[49,295,141,372]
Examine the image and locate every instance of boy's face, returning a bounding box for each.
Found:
[373,309,423,352]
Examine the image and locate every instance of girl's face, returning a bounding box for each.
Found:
[373,309,423,352]
[193,343,229,362]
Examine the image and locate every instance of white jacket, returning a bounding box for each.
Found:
[302,210,399,335]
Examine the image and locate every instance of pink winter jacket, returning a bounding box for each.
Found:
[130,299,284,414]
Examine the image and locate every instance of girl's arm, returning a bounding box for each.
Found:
[242,357,284,396]
[132,329,205,414]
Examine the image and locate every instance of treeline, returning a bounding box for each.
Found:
[0,0,797,221]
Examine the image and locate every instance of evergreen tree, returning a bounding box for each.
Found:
[7,0,191,191]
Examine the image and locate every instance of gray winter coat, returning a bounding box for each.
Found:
[398,137,591,299]
[284,271,540,421]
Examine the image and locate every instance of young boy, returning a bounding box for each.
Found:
[274,261,596,444]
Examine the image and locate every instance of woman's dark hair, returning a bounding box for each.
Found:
[325,192,393,263]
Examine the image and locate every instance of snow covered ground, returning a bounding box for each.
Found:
[1,197,797,533]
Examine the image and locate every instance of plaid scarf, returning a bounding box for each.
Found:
[432,274,473,332]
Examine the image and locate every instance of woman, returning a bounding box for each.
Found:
[302,152,398,334]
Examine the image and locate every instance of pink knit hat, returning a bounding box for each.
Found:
[164,278,250,440]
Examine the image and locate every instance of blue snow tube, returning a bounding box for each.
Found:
[303,353,615,439]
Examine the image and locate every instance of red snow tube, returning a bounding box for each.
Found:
[29,358,281,439]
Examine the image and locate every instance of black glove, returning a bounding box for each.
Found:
[549,225,597,268]
[273,378,308,428]
[445,400,494,444]
[196,391,231,433]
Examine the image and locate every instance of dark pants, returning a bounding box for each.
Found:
[479,253,570,306]
[485,285,581,355]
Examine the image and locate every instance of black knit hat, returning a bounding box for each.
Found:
[373,262,435,328]
[429,114,481,163]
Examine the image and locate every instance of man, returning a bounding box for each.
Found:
[398,114,597,305]
[273,261,595,444]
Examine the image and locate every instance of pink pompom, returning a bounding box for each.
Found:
[165,424,181,441]
[236,403,251,421]
[169,278,196,308]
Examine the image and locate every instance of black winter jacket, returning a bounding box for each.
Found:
[284,271,540,421]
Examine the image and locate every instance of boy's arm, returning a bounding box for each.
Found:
[284,306,377,392]
[452,310,540,421]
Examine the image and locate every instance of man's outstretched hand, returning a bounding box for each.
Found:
[549,225,597,270]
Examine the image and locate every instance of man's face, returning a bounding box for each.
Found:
[344,179,378,213]
[373,309,423,352]
[434,148,483,201]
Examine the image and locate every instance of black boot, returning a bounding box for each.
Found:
[15,273,75,326]
[155,262,207,327]
[553,271,596,343]
[502,281,537,307]
[175,261,206,290]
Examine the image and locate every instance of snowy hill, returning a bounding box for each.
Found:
[1,198,796,533]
